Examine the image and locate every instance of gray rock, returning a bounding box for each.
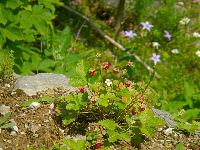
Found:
[14,73,70,96]
[0,105,10,115]
[152,108,177,127]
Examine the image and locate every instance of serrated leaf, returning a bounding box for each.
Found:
[107,130,119,142]
[119,132,131,142]
[98,119,118,130]
[6,0,22,9]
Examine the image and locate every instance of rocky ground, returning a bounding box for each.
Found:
[0,74,199,150]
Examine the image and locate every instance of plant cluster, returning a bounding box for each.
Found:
[55,61,165,149]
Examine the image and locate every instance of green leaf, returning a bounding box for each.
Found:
[119,132,131,142]
[177,121,200,134]
[1,27,23,41]
[64,139,86,150]
[70,61,87,86]
[1,122,15,129]
[97,94,109,107]
[184,81,196,108]
[62,115,76,125]
[182,109,200,121]
[139,109,165,137]
[52,26,71,54]
[38,59,55,70]
[6,0,22,9]
[107,130,119,142]
[98,119,118,130]
[0,5,8,25]
[38,0,63,13]
[0,112,12,126]
[175,142,185,150]
[22,96,54,107]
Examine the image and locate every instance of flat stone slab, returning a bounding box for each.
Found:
[14,73,70,96]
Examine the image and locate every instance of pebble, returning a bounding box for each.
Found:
[0,105,11,115]
[29,102,41,109]
[163,128,173,135]
[49,103,54,109]
[10,119,18,132]
[20,132,26,135]
[4,84,10,88]
[10,131,17,136]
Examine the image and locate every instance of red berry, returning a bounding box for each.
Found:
[141,107,145,111]
[125,80,131,87]
[79,86,86,93]
[89,69,96,76]
[132,110,138,115]
[95,143,102,149]
[102,62,111,70]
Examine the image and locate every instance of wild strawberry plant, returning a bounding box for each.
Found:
[56,61,165,148]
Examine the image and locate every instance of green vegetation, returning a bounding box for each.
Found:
[0,0,199,149]
[0,112,14,129]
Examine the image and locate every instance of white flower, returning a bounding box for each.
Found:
[192,32,200,38]
[179,17,190,25]
[105,79,112,86]
[196,50,200,57]
[171,49,179,54]
[152,42,160,49]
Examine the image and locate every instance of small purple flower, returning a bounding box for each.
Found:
[150,53,161,65]
[123,30,137,38]
[141,21,153,31]
[164,30,172,40]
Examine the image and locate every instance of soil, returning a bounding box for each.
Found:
[0,79,199,150]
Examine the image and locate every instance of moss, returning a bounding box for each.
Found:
[0,50,14,81]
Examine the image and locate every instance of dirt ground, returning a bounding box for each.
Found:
[0,79,199,150]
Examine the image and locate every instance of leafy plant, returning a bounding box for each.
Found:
[0,112,14,129]
[22,96,54,107]
[56,61,165,148]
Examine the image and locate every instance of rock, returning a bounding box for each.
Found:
[10,119,18,133]
[14,73,70,96]
[163,128,173,136]
[152,108,177,127]
[30,124,41,133]
[29,102,41,109]
[0,105,11,115]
